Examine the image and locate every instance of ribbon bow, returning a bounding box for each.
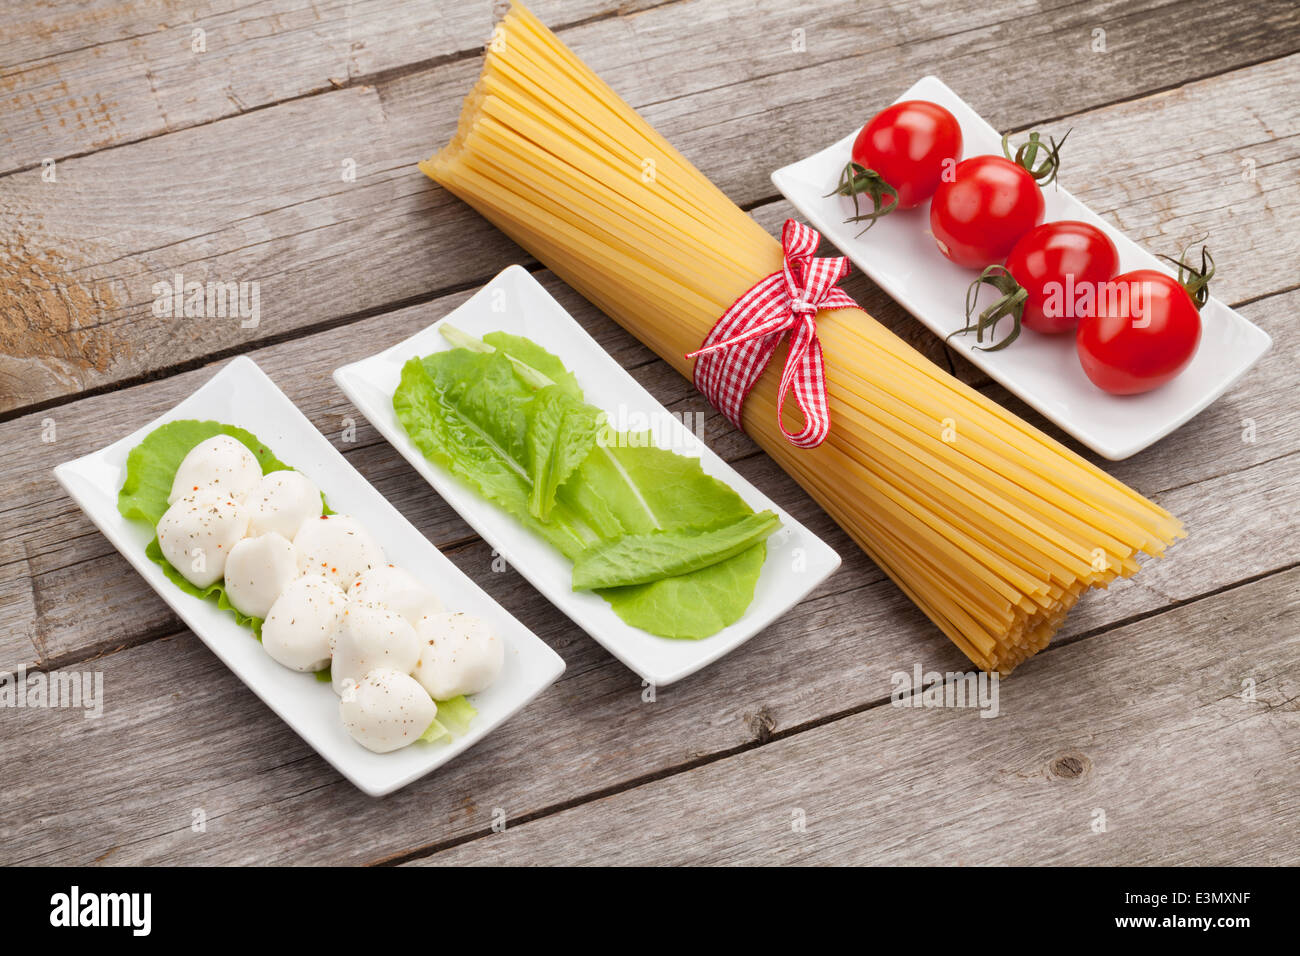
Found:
[687,220,857,448]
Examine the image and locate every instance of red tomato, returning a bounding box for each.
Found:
[930,156,1045,268]
[850,100,962,210]
[1006,221,1120,334]
[1075,269,1202,394]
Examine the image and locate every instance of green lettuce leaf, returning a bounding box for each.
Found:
[433,694,477,736]
[573,441,774,637]
[417,696,478,745]
[393,351,595,557]
[118,419,293,526]
[596,545,769,639]
[117,420,330,645]
[418,327,599,528]
[393,350,533,516]
[418,717,450,744]
[146,536,265,637]
[525,385,602,520]
[572,437,756,534]
[392,331,780,640]
[482,330,584,399]
[572,511,781,590]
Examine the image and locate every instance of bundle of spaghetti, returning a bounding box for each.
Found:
[420,2,1184,673]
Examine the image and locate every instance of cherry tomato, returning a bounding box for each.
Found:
[930,156,1045,268]
[850,100,962,210]
[1005,221,1120,334]
[1075,269,1202,394]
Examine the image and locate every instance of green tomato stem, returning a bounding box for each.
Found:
[827,161,899,235]
[1002,129,1071,186]
[947,265,1027,352]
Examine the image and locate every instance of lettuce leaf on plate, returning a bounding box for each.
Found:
[393,350,599,557]
[481,330,584,399]
[118,419,294,526]
[526,385,602,520]
[117,420,304,637]
[569,438,754,535]
[596,544,770,639]
[433,694,477,735]
[418,694,477,745]
[566,439,777,638]
[392,328,781,640]
[145,536,266,636]
[571,510,781,590]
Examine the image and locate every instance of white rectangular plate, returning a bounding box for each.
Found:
[334,265,841,686]
[54,356,565,798]
[771,75,1272,460]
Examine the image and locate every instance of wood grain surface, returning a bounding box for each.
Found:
[1,0,1296,866]
[416,568,1300,866]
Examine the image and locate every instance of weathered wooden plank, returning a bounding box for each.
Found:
[0,0,654,172]
[415,567,1300,866]
[3,540,1292,865]
[0,557,908,865]
[3,271,1296,674]
[3,5,1297,411]
[7,0,1296,177]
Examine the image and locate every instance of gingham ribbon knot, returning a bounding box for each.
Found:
[686,219,858,449]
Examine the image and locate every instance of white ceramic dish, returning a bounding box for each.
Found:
[54,356,565,797]
[334,265,841,686]
[771,75,1272,460]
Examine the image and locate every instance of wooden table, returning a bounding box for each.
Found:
[2,0,1297,866]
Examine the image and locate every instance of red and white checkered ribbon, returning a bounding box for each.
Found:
[686,220,857,449]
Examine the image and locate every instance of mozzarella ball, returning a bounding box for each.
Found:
[293,514,385,591]
[412,611,503,700]
[156,489,249,589]
[350,565,442,628]
[247,470,323,540]
[261,575,347,672]
[339,668,437,754]
[330,602,419,696]
[223,532,299,619]
[168,434,262,505]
